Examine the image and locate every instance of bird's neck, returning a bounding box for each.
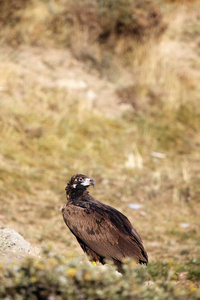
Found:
[66,188,88,200]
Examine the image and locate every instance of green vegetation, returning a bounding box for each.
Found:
[0,0,200,297]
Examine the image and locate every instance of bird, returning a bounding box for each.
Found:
[61,173,148,272]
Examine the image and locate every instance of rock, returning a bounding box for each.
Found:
[180,223,190,228]
[128,203,143,210]
[0,227,31,252]
[0,226,40,265]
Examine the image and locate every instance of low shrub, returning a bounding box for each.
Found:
[0,254,200,299]
[49,0,166,45]
[0,0,31,27]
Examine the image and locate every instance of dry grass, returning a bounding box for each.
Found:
[0,0,200,291]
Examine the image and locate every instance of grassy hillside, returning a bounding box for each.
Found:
[0,0,200,296]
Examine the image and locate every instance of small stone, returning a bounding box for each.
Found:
[128,203,142,210]
[180,223,190,228]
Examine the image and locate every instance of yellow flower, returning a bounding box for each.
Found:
[171,274,177,280]
[67,268,77,277]
[30,276,37,283]
[130,260,136,268]
[188,283,197,293]
[92,261,97,266]
[36,263,44,270]
[168,258,174,266]
[84,272,91,281]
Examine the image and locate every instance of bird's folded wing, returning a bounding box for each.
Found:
[63,205,147,263]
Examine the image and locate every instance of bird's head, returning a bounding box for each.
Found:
[65,174,95,194]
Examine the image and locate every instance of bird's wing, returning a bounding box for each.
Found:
[62,202,147,263]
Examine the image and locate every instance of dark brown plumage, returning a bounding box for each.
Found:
[62,174,148,272]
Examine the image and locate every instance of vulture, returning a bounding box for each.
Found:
[61,174,148,272]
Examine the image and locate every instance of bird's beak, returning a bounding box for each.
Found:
[89,179,95,186]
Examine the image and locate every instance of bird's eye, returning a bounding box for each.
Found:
[79,177,83,182]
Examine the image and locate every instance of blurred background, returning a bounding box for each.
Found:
[0,0,200,292]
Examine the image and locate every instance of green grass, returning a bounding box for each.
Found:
[148,259,200,282]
